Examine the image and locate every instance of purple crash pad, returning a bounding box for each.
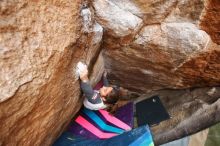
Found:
[68,102,134,139]
[114,102,134,128]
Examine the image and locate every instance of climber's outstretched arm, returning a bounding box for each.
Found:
[79,66,102,104]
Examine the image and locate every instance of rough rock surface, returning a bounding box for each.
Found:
[93,0,220,93]
[93,0,143,38]
[0,1,103,146]
[164,0,204,23]
[200,0,220,45]
[93,0,143,45]
[0,0,220,145]
[104,24,220,92]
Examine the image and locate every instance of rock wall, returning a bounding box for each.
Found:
[0,0,220,145]
[92,0,220,93]
[0,1,103,145]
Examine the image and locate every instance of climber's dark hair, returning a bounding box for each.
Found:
[104,86,120,105]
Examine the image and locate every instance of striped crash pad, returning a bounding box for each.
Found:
[54,79,154,145]
[68,102,134,139]
[54,125,154,146]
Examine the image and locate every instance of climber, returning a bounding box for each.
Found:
[77,62,121,111]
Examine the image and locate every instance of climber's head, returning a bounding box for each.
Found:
[100,86,120,104]
[99,86,113,97]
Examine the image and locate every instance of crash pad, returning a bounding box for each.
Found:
[53,125,154,146]
[69,102,133,139]
[136,95,170,126]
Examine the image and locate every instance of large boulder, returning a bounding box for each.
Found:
[103,23,220,92]
[93,0,143,45]
[92,0,220,93]
[0,1,103,146]
[92,0,220,144]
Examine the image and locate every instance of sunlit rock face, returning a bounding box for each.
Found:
[93,0,220,93]
[110,0,204,24]
[92,0,144,46]
[0,1,103,146]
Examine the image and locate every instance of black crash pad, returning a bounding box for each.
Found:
[136,96,170,126]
